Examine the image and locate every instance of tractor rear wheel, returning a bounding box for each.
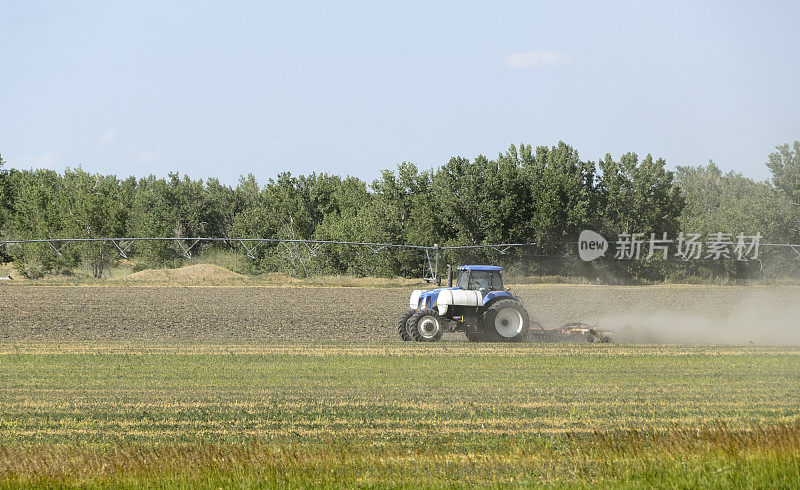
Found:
[482,299,530,342]
[408,309,443,342]
[397,308,415,341]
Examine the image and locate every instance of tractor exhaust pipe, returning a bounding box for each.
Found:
[447,264,453,287]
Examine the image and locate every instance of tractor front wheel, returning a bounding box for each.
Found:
[482,299,530,342]
[397,308,415,341]
[408,309,444,342]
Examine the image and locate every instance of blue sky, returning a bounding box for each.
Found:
[1,1,798,184]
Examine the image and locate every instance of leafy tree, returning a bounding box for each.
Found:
[315,197,405,276]
[767,141,800,205]
[204,178,235,238]
[58,168,127,278]
[367,163,432,275]
[596,153,684,236]
[0,155,9,262]
[397,167,439,248]
[519,142,595,258]
[593,152,685,281]
[230,176,283,272]
[676,162,799,280]
[127,175,180,267]
[0,157,6,230]
[4,169,70,277]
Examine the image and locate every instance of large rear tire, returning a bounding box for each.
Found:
[408,309,444,342]
[397,308,415,341]
[482,299,530,342]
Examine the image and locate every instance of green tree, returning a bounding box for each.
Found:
[519,142,595,256]
[676,162,799,280]
[230,175,283,272]
[0,155,6,228]
[314,196,406,276]
[58,168,127,278]
[594,152,685,281]
[0,154,9,262]
[766,141,800,205]
[368,163,432,275]
[204,177,236,238]
[127,175,179,267]
[596,152,684,236]
[4,169,70,277]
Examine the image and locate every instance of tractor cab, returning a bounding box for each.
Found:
[454,265,503,295]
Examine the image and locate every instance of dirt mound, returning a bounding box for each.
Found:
[118,264,248,284]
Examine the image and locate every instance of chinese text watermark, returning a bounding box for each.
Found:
[579,231,761,262]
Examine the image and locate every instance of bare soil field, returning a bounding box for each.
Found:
[2,284,799,343]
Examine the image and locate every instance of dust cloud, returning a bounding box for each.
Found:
[600,290,800,345]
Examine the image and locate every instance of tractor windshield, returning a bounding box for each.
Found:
[456,270,503,293]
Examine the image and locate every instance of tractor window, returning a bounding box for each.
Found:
[465,271,503,292]
[491,272,503,290]
[456,271,469,289]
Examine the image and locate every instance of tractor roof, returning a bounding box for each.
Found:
[457,265,502,271]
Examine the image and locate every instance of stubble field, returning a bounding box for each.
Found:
[1,284,800,487]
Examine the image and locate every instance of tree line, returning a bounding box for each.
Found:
[0,141,799,281]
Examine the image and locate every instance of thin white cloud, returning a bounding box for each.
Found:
[99,127,118,146]
[503,50,570,69]
[85,127,119,148]
[35,153,59,169]
[136,147,164,164]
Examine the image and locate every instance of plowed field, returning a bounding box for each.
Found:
[2,284,799,343]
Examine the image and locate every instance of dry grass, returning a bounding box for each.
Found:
[0,262,21,280]
[1,423,799,487]
[0,264,426,287]
[249,272,424,288]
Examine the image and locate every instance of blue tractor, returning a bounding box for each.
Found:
[398,265,531,342]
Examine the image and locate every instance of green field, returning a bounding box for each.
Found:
[1,343,799,487]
